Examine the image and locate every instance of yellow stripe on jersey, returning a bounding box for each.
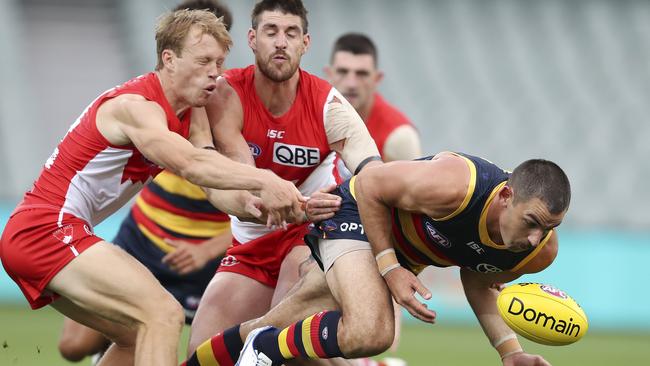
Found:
[137,224,175,253]
[301,315,318,358]
[478,182,508,249]
[433,153,477,221]
[153,170,207,200]
[511,230,553,272]
[278,328,294,359]
[397,210,454,267]
[135,196,229,237]
[349,176,358,200]
[393,245,426,273]
[196,339,219,366]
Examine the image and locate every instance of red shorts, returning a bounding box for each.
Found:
[0,206,102,309]
[217,223,310,287]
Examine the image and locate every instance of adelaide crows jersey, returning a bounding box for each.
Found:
[390,152,552,274]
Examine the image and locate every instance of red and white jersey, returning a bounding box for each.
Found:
[18,73,191,227]
[224,66,342,242]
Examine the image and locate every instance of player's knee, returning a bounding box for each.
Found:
[153,295,185,330]
[339,312,394,357]
[342,329,394,357]
[138,291,184,333]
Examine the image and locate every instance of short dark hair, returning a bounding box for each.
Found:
[174,0,233,31]
[331,33,378,67]
[251,0,308,34]
[508,159,571,214]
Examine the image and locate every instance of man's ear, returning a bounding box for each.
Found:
[499,185,514,207]
[375,70,385,85]
[161,49,175,70]
[248,28,257,52]
[301,33,311,55]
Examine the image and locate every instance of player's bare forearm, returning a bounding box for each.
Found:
[461,269,523,356]
[181,150,269,191]
[355,167,395,255]
[206,79,254,165]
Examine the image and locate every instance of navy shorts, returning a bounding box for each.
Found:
[112,213,221,324]
[305,178,369,270]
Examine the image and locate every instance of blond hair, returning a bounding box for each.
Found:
[155,9,232,70]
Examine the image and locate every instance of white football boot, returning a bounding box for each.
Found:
[235,326,275,366]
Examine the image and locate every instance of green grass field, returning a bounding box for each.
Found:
[1,305,649,365]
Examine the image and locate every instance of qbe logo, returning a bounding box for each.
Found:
[273,142,320,167]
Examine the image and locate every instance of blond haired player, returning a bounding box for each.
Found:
[0,9,304,366]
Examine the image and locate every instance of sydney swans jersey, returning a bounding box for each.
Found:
[365,93,414,159]
[20,73,191,227]
[390,153,553,274]
[224,66,341,243]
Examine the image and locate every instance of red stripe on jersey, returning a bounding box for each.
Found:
[139,187,229,222]
[411,214,457,266]
[391,213,430,267]
[130,205,203,244]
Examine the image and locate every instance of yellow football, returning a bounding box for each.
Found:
[497,283,588,346]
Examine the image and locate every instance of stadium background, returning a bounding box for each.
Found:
[0,0,649,364]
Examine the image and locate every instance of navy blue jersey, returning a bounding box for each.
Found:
[307,152,552,275]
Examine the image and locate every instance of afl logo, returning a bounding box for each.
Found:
[475,263,503,273]
[540,284,568,299]
[424,221,451,248]
[248,142,262,158]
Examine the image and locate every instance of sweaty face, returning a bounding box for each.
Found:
[172,27,226,107]
[327,51,380,111]
[250,11,307,82]
[499,197,565,252]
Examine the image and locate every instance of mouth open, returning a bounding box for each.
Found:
[204,85,216,94]
[272,54,288,62]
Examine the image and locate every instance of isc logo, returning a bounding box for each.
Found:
[267,129,285,139]
[273,142,320,167]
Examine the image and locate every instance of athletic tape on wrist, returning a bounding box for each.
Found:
[492,333,518,348]
[376,248,401,276]
[494,337,522,360]
[379,263,401,277]
[500,350,524,361]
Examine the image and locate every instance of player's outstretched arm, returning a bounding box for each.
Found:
[460,236,557,366]
[101,95,305,226]
[354,155,468,323]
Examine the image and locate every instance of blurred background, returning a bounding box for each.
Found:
[1,0,649,365]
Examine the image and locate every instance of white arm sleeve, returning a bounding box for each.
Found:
[324,88,380,174]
